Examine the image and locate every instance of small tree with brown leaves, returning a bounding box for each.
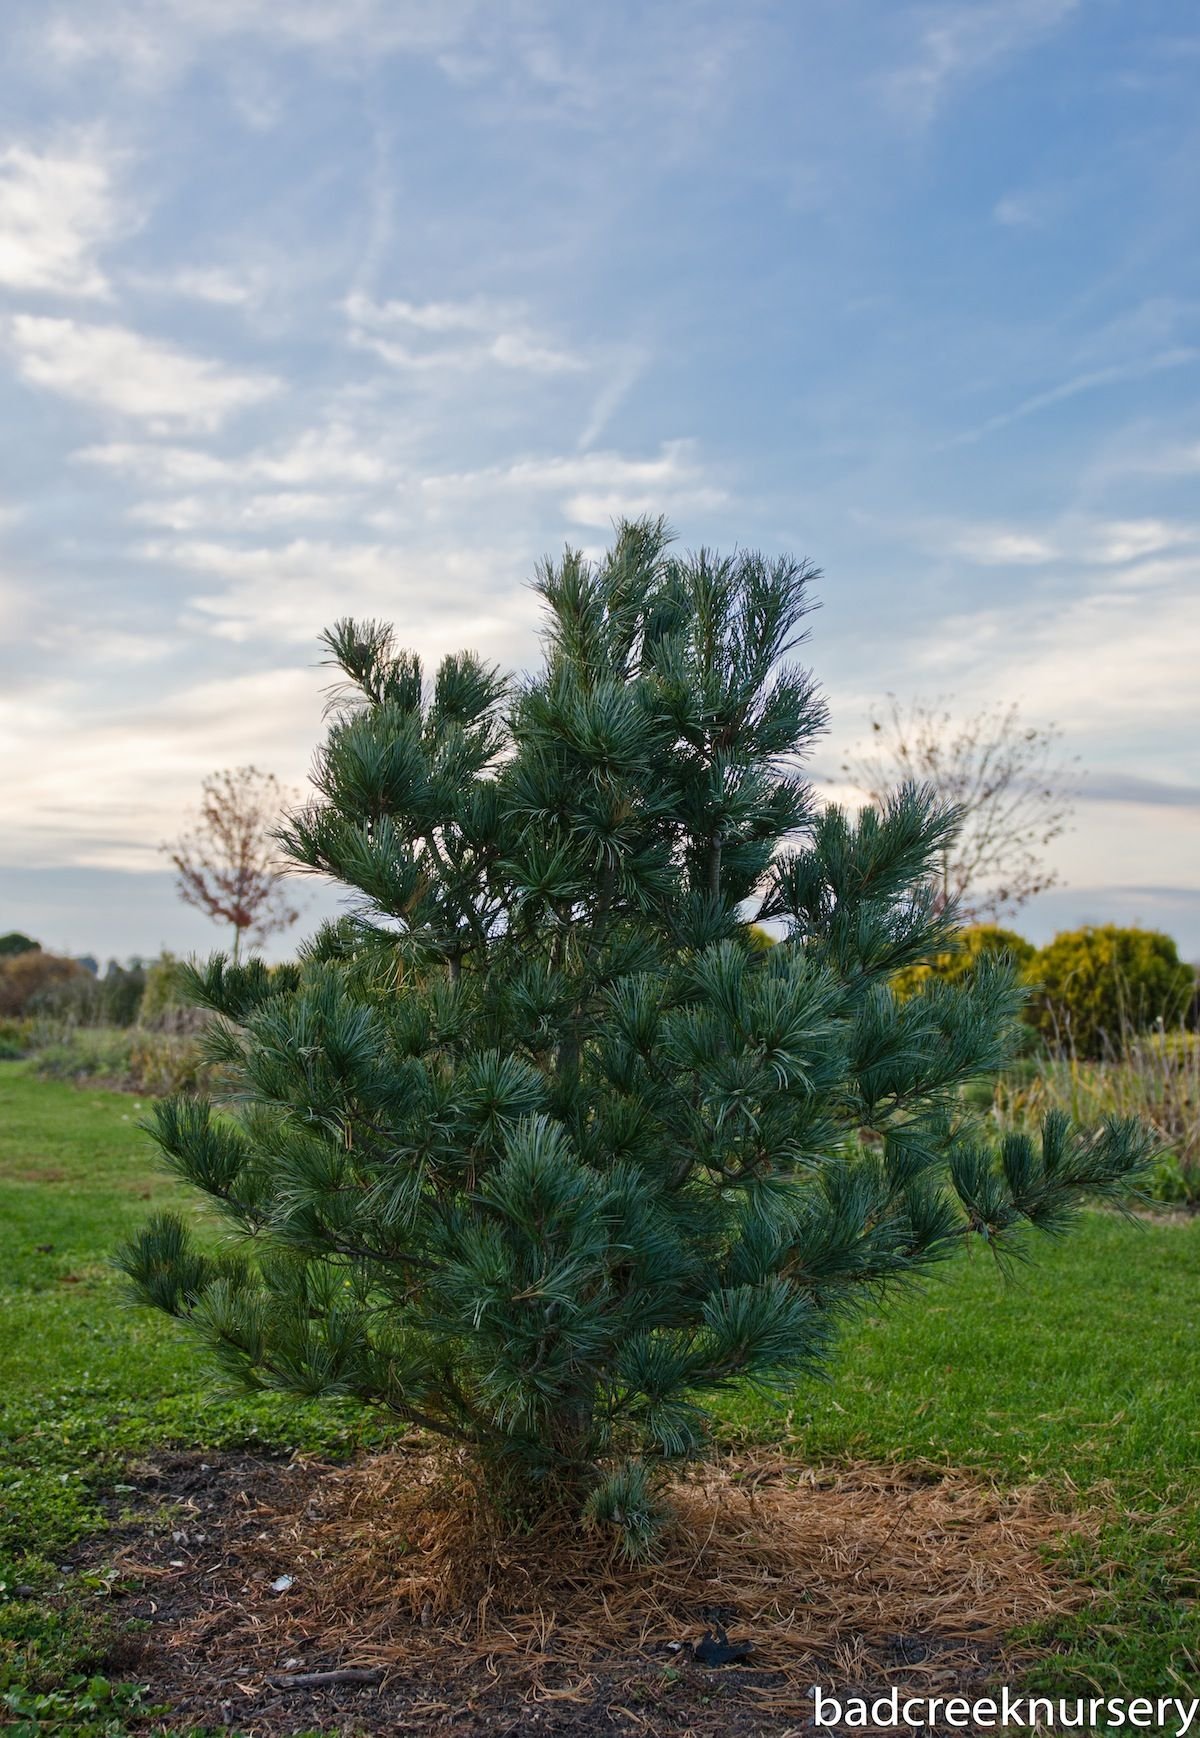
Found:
[842,697,1077,922]
[165,767,301,962]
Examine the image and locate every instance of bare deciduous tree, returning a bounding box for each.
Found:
[841,696,1078,921]
[165,767,301,961]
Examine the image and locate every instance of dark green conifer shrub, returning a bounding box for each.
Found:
[0,931,40,958]
[117,521,1153,1552]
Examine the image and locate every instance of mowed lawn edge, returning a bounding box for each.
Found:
[1,1060,1197,1712]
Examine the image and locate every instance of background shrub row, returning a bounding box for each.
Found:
[2,925,1196,1066]
[895,923,1196,1059]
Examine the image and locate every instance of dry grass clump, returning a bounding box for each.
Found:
[144,1444,1101,1717]
[996,1032,1200,1205]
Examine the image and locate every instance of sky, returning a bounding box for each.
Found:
[0,0,1198,964]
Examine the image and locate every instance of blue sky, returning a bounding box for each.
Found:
[1,0,1197,962]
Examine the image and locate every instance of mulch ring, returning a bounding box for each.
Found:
[73,1443,1102,1736]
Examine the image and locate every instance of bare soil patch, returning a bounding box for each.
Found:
[77,1445,1101,1736]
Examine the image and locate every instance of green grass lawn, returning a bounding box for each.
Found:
[717,1216,1200,1703]
[0,1063,385,1736]
[1,1060,1197,1731]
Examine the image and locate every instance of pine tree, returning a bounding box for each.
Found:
[118,519,1152,1554]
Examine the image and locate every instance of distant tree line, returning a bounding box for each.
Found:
[0,948,185,1028]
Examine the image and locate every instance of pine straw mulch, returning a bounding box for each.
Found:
[83,1443,1105,1736]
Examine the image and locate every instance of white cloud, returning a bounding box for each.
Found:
[6,314,280,429]
[923,514,1200,570]
[201,422,393,484]
[885,0,1080,125]
[128,490,354,530]
[344,292,493,334]
[76,441,239,487]
[578,347,647,447]
[84,430,725,539]
[351,329,585,376]
[0,138,121,296]
[41,0,479,82]
[944,526,1058,565]
[173,0,477,53]
[347,291,587,376]
[420,440,726,526]
[137,535,544,662]
[38,624,175,665]
[127,264,266,306]
[561,489,726,528]
[487,330,586,373]
[160,0,441,43]
[1083,518,1199,564]
[914,558,1200,736]
[0,663,327,866]
[78,422,392,486]
[993,192,1050,228]
[4,433,725,868]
